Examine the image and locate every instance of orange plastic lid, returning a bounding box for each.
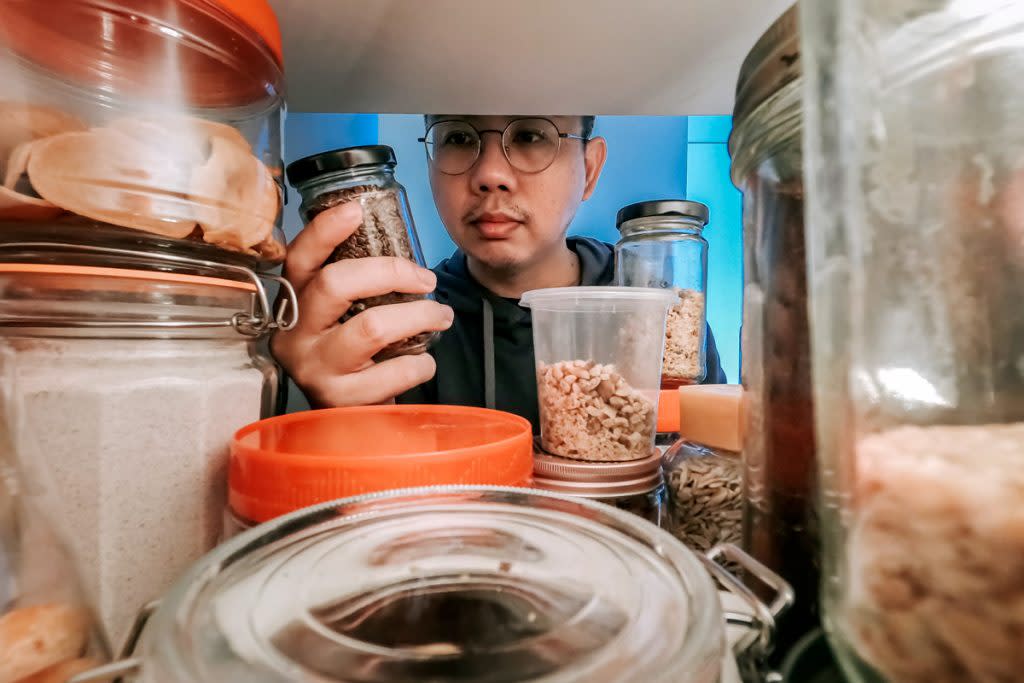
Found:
[0,263,256,291]
[213,0,283,65]
[657,389,680,433]
[229,405,535,524]
[677,384,746,453]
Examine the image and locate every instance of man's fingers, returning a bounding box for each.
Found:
[316,299,454,374]
[294,256,438,336]
[283,201,363,293]
[313,353,438,406]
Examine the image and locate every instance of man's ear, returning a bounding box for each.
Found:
[582,136,608,201]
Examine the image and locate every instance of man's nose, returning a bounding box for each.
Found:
[469,132,516,193]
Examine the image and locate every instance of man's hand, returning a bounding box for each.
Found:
[271,201,454,407]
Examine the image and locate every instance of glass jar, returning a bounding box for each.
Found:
[0,411,110,680]
[729,5,820,655]
[287,145,437,361]
[614,200,710,388]
[0,258,281,649]
[801,2,1024,682]
[86,487,791,683]
[663,385,744,554]
[0,0,287,268]
[531,448,669,528]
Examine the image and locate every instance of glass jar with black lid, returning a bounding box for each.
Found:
[287,145,437,361]
[614,200,710,388]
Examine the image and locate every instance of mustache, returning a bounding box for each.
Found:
[463,204,528,223]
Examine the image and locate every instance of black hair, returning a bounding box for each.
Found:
[423,115,596,139]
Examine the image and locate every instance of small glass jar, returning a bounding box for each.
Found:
[0,257,282,648]
[287,145,437,361]
[531,448,669,528]
[614,200,710,388]
[662,386,744,554]
[110,487,774,683]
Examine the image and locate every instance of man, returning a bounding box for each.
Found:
[272,115,725,429]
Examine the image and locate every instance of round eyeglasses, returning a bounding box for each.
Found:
[419,118,589,175]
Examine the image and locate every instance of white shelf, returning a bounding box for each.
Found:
[270,0,793,115]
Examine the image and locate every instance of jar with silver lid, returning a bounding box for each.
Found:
[84,487,793,683]
[614,200,710,388]
[0,243,292,649]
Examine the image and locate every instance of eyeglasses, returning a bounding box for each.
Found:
[418,117,589,175]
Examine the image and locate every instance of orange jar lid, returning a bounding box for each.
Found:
[212,0,283,66]
[229,405,535,524]
[657,389,681,433]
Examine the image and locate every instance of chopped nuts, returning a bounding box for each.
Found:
[662,288,706,386]
[538,360,655,461]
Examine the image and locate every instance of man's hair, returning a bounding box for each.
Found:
[423,115,596,139]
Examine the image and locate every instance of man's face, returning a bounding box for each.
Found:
[426,115,607,274]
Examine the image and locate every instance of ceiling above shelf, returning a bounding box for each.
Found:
[268,0,794,115]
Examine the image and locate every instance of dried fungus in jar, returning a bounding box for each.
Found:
[663,288,707,385]
[537,360,656,462]
[287,146,437,361]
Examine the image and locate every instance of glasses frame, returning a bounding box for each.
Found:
[418,117,590,175]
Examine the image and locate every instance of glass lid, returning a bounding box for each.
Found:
[139,487,725,683]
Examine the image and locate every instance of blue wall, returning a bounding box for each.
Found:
[282,113,742,411]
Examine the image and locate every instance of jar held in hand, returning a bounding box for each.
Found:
[287,145,438,361]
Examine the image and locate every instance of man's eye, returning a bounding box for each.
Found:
[512,129,547,145]
[442,131,475,146]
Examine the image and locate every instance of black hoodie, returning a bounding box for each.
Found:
[397,236,727,431]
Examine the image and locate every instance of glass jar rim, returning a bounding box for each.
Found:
[140,486,726,683]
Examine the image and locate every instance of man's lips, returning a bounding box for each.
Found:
[469,212,523,239]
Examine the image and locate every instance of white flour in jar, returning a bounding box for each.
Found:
[2,337,267,648]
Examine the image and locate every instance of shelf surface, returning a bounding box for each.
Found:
[269,0,794,115]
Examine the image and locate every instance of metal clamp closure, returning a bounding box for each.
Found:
[0,242,299,336]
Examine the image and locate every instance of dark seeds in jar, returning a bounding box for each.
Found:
[304,184,435,361]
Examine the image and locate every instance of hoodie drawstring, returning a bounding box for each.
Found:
[481,297,496,411]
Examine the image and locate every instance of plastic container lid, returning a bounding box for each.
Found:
[678,385,746,453]
[533,448,663,498]
[229,405,534,524]
[520,286,678,311]
[616,199,710,229]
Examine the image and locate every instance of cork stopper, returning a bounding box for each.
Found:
[677,384,745,453]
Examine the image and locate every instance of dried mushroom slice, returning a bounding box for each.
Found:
[190,136,279,250]
[110,115,253,155]
[0,185,62,220]
[0,102,87,179]
[28,129,196,238]
[4,140,33,189]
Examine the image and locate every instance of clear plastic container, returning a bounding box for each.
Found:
[663,385,744,554]
[0,414,110,682]
[0,0,287,268]
[614,200,710,388]
[0,261,280,648]
[520,287,677,462]
[801,2,1024,681]
[84,487,792,683]
[226,405,533,535]
[531,448,669,528]
[729,5,820,655]
[287,145,437,361]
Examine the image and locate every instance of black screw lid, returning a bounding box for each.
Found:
[615,200,710,230]
[286,145,397,187]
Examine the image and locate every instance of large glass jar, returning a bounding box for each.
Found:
[0,259,281,649]
[287,145,437,361]
[84,487,792,683]
[0,0,287,268]
[0,409,110,681]
[729,5,820,656]
[801,2,1024,682]
[614,200,710,388]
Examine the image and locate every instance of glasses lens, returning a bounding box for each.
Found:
[504,118,560,173]
[425,121,480,174]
